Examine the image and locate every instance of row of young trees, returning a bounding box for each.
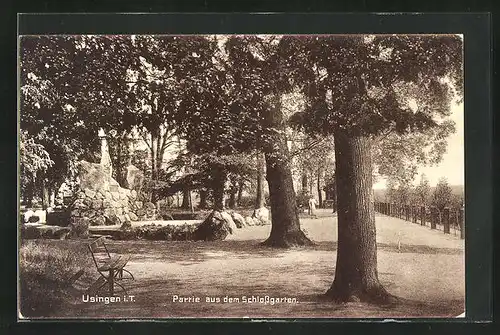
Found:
[20,34,462,303]
[384,174,464,211]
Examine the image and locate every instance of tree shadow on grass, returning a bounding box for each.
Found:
[373,296,465,317]
[377,243,463,255]
[108,239,337,264]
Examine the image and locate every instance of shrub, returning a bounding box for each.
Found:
[116,223,201,241]
[236,195,255,208]
[46,210,71,227]
[295,190,310,209]
[19,240,94,317]
[68,218,90,238]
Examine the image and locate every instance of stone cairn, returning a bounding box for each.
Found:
[70,129,150,227]
[70,181,156,226]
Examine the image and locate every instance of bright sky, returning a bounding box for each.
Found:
[373,102,464,189]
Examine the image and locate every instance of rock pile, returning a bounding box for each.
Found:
[193,211,236,241]
[70,160,153,226]
[252,207,270,225]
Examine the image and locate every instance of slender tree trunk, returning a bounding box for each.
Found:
[150,130,158,203]
[325,131,391,304]
[199,189,208,209]
[301,173,308,194]
[189,190,194,213]
[39,172,49,210]
[156,133,163,178]
[25,174,34,208]
[114,132,129,188]
[261,94,312,248]
[228,190,237,209]
[181,188,191,209]
[237,180,244,207]
[255,152,266,208]
[212,168,226,211]
[309,171,313,196]
[317,167,323,208]
[49,188,55,207]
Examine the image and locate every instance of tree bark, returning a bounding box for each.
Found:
[255,152,266,208]
[212,168,226,211]
[301,173,308,194]
[261,94,312,248]
[199,189,208,209]
[317,167,323,208]
[150,129,158,203]
[39,172,50,210]
[309,172,313,196]
[325,131,391,304]
[236,180,244,207]
[228,187,237,209]
[181,188,191,209]
[24,175,35,208]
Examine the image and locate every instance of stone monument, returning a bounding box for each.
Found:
[69,129,156,227]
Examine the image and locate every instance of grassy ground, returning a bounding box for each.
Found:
[20,209,464,319]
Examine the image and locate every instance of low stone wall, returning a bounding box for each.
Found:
[21,209,264,240]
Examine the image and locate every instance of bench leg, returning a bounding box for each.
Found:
[95,277,108,294]
[122,269,135,280]
[114,281,127,296]
[109,270,114,296]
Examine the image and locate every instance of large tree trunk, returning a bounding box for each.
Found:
[255,152,266,208]
[261,94,312,248]
[212,168,226,211]
[325,131,391,304]
[331,175,337,213]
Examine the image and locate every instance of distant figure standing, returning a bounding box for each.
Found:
[308,197,318,218]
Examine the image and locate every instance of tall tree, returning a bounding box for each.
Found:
[288,34,463,302]
[122,35,218,202]
[20,36,105,201]
[225,36,313,247]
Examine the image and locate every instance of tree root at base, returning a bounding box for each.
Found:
[323,285,399,305]
[261,230,315,248]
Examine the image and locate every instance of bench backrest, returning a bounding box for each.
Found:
[88,236,111,268]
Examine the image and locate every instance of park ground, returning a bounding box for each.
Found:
[21,209,464,319]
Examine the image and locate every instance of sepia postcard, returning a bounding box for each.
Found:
[17,14,479,321]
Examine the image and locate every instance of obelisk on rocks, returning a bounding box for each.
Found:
[98,128,113,177]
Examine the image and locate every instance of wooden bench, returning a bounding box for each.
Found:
[87,236,134,296]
